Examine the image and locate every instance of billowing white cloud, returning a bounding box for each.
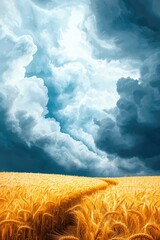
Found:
[0,0,143,176]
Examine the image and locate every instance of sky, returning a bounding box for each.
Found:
[0,0,160,177]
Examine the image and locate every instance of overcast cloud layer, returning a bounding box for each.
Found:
[0,0,159,176]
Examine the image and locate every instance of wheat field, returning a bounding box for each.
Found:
[0,173,159,240]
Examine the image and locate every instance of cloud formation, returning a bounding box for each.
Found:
[0,0,123,176]
[94,0,160,173]
[0,0,159,176]
[96,52,160,170]
[0,26,111,176]
[91,0,160,61]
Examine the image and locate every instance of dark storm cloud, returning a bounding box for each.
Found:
[0,96,58,174]
[1,0,160,176]
[92,0,160,172]
[96,52,160,170]
[0,100,93,176]
[91,0,160,60]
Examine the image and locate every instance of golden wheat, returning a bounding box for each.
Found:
[129,233,153,240]
[61,177,160,240]
[0,173,160,239]
[0,172,113,239]
[59,237,79,240]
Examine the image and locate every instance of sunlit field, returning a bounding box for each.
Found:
[0,173,160,240]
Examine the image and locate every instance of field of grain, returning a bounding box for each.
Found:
[0,173,159,240]
[63,177,160,240]
[0,172,114,240]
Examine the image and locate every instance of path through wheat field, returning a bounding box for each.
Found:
[0,173,159,240]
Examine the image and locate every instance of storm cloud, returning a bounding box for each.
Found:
[0,0,122,176]
[94,0,160,173]
[0,0,159,176]
[91,0,160,60]
[96,52,160,169]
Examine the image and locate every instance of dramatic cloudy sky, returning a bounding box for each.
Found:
[0,0,160,176]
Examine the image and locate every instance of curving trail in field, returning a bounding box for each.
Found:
[0,173,160,240]
[0,172,116,239]
[63,176,160,240]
